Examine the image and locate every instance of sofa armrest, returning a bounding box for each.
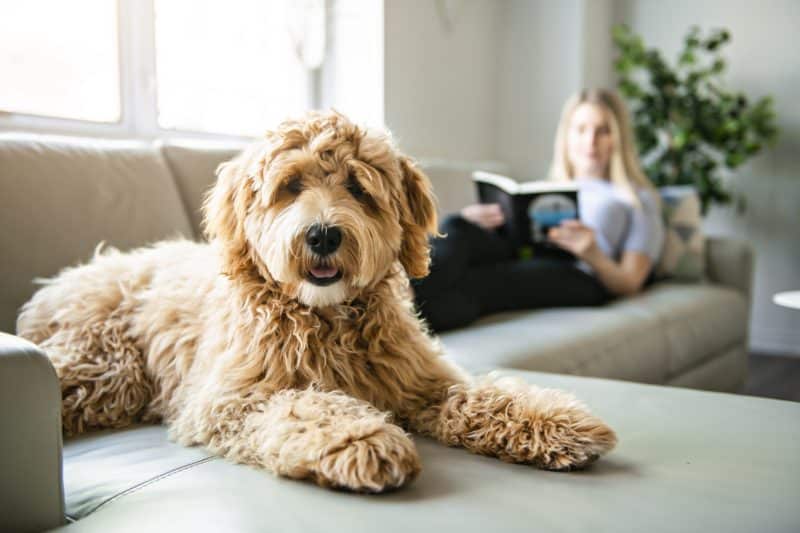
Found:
[0,332,64,532]
[705,236,754,300]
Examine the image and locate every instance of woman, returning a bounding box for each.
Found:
[413,89,664,332]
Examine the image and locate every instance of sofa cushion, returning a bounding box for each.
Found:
[0,134,194,334]
[55,370,800,533]
[626,282,748,378]
[440,298,670,383]
[159,140,245,238]
[439,282,747,385]
[666,344,747,392]
[656,186,705,281]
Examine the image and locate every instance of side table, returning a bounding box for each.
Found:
[774,290,800,310]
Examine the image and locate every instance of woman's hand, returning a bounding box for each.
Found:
[547,220,600,260]
[550,220,653,296]
[460,203,505,230]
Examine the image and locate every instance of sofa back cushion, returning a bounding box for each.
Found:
[159,140,245,238]
[0,134,194,334]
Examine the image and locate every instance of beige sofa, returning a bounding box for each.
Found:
[2,133,778,533]
[0,133,752,390]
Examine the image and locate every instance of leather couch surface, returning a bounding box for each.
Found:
[0,333,64,532]
[54,370,800,533]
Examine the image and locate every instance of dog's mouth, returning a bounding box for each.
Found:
[307,264,343,286]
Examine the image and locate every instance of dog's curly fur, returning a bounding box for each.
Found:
[17,111,616,492]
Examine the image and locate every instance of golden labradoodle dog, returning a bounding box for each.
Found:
[18,111,616,492]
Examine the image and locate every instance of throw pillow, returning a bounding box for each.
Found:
[655,186,705,281]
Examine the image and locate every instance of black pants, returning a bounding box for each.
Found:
[412,215,611,333]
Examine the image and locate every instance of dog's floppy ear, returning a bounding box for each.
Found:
[398,156,439,279]
[202,146,263,278]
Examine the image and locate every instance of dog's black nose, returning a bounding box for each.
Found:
[305,224,342,256]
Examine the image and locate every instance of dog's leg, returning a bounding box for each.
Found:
[173,388,420,493]
[407,375,617,471]
[34,321,154,436]
[17,250,159,436]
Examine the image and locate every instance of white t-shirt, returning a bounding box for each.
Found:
[576,177,664,267]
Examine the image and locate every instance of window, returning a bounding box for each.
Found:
[321,0,384,129]
[0,0,120,123]
[154,0,311,136]
[0,0,383,140]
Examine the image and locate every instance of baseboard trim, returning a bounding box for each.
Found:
[750,325,800,358]
[750,346,800,358]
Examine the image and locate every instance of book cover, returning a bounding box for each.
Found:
[472,171,579,260]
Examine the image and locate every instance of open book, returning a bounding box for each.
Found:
[472,171,579,259]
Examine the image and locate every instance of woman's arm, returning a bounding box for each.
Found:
[548,220,652,296]
[582,247,652,296]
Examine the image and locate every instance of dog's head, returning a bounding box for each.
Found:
[203,111,438,307]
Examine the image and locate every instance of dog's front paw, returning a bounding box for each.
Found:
[507,384,618,471]
[448,379,617,471]
[316,423,421,493]
[529,413,617,472]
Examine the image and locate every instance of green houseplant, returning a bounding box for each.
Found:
[612,25,778,214]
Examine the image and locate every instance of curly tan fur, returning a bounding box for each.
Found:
[17,111,616,493]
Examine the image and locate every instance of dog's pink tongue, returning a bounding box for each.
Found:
[310,266,339,279]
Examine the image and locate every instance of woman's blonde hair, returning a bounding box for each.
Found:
[549,88,655,208]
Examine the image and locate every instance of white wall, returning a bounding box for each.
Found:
[495,0,584,178]
[383,0,501,163]
[383,0,618,174]
[616,0,800,355]
[382,0,610,205]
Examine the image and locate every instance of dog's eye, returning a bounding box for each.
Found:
[346,174,366,200]
[285,177,303,195]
